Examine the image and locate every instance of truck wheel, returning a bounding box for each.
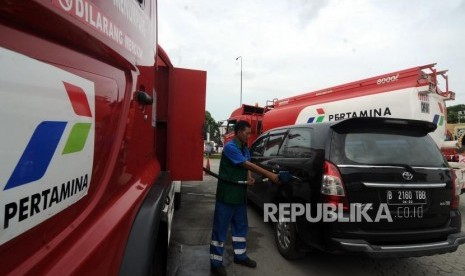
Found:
[275,219,305,259]
[174,191,182,210]
[151,223,168,276]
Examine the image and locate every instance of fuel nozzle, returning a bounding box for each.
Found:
[263,171,302,184]
[278,171,292,183]
[278,171,303,183]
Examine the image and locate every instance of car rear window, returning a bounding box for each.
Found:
[333,132,447,167]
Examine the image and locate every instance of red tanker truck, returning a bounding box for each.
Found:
[225,64,453,147]
[224,64,465,192]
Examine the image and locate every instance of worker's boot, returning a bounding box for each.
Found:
[234,257,257,268]
[211,265,227,276]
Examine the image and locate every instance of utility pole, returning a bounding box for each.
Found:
[236,56,242,106]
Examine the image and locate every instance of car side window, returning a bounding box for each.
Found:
[250,135,267,157]
[282,128,312,158]
[263,131,286,157]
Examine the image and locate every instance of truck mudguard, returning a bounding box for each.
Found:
[119,172,171,276]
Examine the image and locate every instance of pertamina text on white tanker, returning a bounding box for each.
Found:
[328,107,392,121]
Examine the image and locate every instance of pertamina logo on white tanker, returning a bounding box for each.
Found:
[295,87,447,148]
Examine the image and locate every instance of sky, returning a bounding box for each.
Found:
[158,0,465,122]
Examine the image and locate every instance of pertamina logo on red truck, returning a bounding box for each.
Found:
[4,83,92,191]
[0,47,95,245]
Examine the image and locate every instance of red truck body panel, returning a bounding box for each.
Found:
[167,68,207,180]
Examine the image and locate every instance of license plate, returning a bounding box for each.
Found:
[386,190,427,205]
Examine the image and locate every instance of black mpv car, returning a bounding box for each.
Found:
[248,117,465,258]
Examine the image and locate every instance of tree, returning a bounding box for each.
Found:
[204,111,222,145]
[447,104,465,124]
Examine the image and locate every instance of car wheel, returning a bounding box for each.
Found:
[275,219,305,259]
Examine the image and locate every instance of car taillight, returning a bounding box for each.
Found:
[322,161,349,211]
[451,170,460,210]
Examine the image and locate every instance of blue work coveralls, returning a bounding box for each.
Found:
[210,138,250,267]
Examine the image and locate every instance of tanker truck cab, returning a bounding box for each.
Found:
[224,104,266,147]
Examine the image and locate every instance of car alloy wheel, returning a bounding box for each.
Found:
[274,217,306,259]
[276,219,292,250]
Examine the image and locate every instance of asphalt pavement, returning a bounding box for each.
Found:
[167,158,465,276]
